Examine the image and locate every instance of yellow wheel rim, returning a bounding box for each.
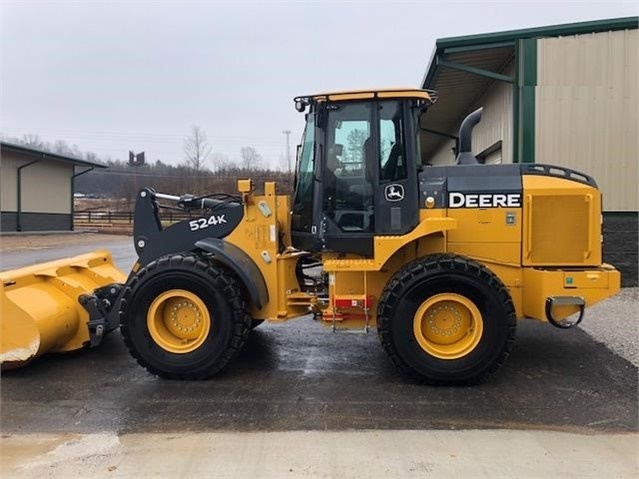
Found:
[147,289,211,354]
[413,293,483,360]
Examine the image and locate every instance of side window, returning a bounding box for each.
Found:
[379,102,406,182]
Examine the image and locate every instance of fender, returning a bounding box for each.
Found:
[195,238,269,310]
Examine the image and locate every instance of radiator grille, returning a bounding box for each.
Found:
[530,195,589,264]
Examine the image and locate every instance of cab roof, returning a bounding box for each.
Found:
[295,88,437,104]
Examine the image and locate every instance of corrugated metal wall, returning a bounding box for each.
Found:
[469,60,515,165]
[0,151,72,214]
[429,61,515,166]
[0,154,18,210]
[536,29,638,212]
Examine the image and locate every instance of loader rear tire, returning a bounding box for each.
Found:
[120,253,251,379]
[250,319,265,329]
[377,254,516,385]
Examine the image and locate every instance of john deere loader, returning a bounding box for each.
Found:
[0,89,620,384]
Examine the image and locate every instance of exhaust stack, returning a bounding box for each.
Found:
[455,107,483,165]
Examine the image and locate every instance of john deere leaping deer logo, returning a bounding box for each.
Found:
[385,184,405,202]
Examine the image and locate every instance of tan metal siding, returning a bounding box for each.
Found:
[23,162,72,214]
[0,153,19,211]
[427,61,515,166]
[469,60,514,165]
[536,29,638,212]
[0,151,72,214]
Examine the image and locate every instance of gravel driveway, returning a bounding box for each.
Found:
[579,287,639,366]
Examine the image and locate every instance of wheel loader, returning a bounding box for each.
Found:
[0,89,621,385]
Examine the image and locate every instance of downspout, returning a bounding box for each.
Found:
[71,167,94,231]
[16,159,40,232]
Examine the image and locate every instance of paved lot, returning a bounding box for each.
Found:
[1,234,637,434]
[0,233,135,272]
[1,234,637,477]
[1,313,638,434]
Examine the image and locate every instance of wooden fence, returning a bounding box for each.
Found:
[74,210,193,226]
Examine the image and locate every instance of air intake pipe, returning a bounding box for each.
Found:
[455,107,483,165]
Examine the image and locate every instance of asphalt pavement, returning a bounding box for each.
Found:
[0,233,135,272]
[1,234,637,477]
[1,234,637,434]
[1,312,638,434]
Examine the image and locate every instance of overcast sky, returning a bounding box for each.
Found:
[1,0,637,169]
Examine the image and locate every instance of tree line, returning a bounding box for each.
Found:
[2,127,294,208]
[75,159,294,208]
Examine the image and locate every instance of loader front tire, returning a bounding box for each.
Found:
[120,253,250,379]
[377,254,516,385]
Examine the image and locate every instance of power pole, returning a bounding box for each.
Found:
[282,130,292,173]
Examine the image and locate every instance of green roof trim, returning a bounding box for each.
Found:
[444,41,515,55]
[436,17,638,50]
[0,141,107,169]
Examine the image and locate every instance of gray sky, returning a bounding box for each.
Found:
[1,0,637,169]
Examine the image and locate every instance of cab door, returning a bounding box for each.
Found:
[320,100,419,256]
[320,101,376,256]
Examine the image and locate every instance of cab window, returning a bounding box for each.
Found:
[379,101,406,182]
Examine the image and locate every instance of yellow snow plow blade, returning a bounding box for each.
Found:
[0,250,126,369]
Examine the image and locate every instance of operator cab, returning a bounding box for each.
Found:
[291,89,436,256]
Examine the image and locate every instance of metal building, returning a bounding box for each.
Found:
[0,142,106,232]
[420,17,638,285]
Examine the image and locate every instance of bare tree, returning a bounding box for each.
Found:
[20,133,45,149]
[183,126,212,171]
[239,146,262,170]
[211,152,235,173]
[53,139,73,156]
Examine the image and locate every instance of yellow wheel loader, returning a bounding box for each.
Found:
[0,89,620,384]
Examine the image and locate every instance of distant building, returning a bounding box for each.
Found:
[0,142,106,232]
[420,17,638,285]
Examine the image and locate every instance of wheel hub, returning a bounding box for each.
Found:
[425,304,464,339]
[167,300,203,333]
[413,293,483,359]
[147,289,211,354]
